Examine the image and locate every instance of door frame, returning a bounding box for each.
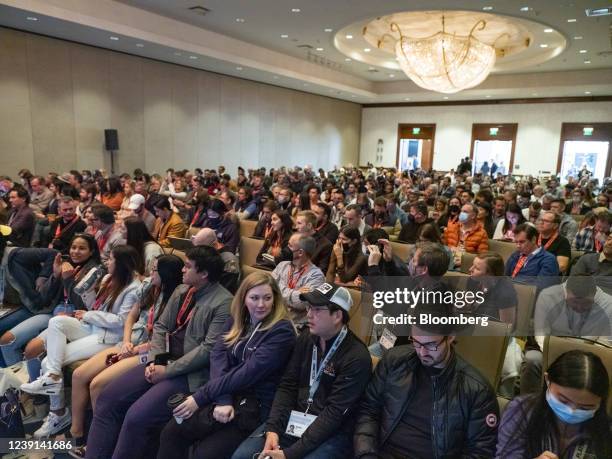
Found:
[556,123,612,179]
[396,124,436,171]
[469,123,518,173]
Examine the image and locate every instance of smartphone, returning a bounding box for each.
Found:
[61,254,71,261]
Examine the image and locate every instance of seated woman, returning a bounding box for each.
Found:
[234,186,258,220]
[429,196,447,222]
[116,180,135,221]
[100,177,124,212]
[156,271,296,459]
[68,254,184,457]
[437,196,461,232]
[187,190,211,228]
[493,203,526,241]
[255,210,293,267]
[124,216,163,276]
[253,200,278,238]
[496,350,610,459]
[0,234,103,368]
[326,226,367,286]
[465,252,517,325]
[476,201,495,238]
[20,245,141,438]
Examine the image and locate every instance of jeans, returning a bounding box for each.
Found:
[519,349,543,395]
[85,363,190,459]
[0,309,51,366]
[5,248,56,313]
[231,423,353,459]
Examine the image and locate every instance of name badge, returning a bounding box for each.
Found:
[286,410,317,438]
[138,353,148,364]
[379,328,397,350]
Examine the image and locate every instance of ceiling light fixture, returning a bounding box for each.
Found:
[236,66,243,70]
[324,28,333,32]
[520,7,531,12]
[443,96,449,99]
[389,74,395,78]
[316,47,324,51]
[376,16,498,93]
[574,36,583,40]
[189,55,198,60]
[364,48,371,52]
[136,43,144,48]
[584,60,591,64]
[110,36,119,41]
[280,34,289,38]
[543,28,553,33]
[482,6,493,11]
[291,8,301,13]
[486,95,492,98]
[584,91,591,94]
[345,58,352,62]
[235,18,245,23]
[346,34,353,39]
[404,97,411,101]
[26,16,38,21]
[539,44,549,48]
[579,49,588,53]
[567,18,577,22]
[174,52,182,56]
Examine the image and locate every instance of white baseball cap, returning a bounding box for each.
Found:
[127,194,145,210]
[300,283,353,313]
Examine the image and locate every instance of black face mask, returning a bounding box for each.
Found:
[449,205,460,214]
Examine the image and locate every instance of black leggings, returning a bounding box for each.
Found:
[156,406,251,459]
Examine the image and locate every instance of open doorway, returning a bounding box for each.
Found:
[396,124,435,171]
[470,124,517,176]
[557,123,612,186]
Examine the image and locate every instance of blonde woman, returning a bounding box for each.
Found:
[157,271,297,459]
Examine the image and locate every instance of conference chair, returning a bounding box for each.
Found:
[239,219,258,238]
[513,283,537,335]
[389,241,414,263]
[238,236,264,270]
[488,239,516,264]
[459,252,477,274]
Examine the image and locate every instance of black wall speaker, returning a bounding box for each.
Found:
[104,129,119,151]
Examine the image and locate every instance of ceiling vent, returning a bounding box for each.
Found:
[585,7,612,17]
[188,6,211,16]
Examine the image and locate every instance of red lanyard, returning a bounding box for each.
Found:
[55,216,79,239]
[538,232,558,251]
[512,255,528,278]
[146,288,161,334]
[288,263,309,289]
[594,236,603,252]
[97,229,112,252]
[190,208,202,226]
[176,287,196,328]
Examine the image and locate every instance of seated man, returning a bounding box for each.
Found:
[443,202,488,254]
[571,233,612,293]
[198,198,240,254]
[85,246,232,459]
[295,210,333,274]
[573,211,611,252]
[272,233,326,328]
[311,201,339,244]
[7,187,35,247]
[126,193,156,235]
[232,283,372,459]
[92,204,126,266]
[364,197,395,229]
[42,197,86,254]
[398,202,434,244]
[535,211,571,274]
[354,321,499,458]
[521,275,612,394]
[152,196,187,248]
[192,227,240,293]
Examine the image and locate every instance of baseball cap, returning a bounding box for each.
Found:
[127,194,145,210]
[0,225,12,237]
[300,283,352,313]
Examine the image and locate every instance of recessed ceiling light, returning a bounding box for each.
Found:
[544,28,553,33]
[291,8,301,13]
[532,93,538,96]
[574,36,583,40]
[486,95,492,98]
[110,36,119,41]
[136,43,144,48]
[345,58,351,62]
[324,28,333,32]
[389,74,395,78]
[404,98,411,101]
[235,18,245,23]
[364,48,371,52]
[236,66,243,70]
[316,47,324,51]
[585,91,591,94]
[520,6,531,12]
[26,16,38,21]
[482,6,493,11]
[443,96,449,100]
[280,34,289,38]
[189,55,198,60]
[567,18,577,22]
[540,44,549,48]
[174,52,182,56]
[584,60,591,64]
[579,49,588,53]
[346,34,353,39]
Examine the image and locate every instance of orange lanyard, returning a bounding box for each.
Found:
[55,217,79,239]
[176,287,196,327]
[288,263,309,289]
[538,232,558,251]
[511,255,528,278]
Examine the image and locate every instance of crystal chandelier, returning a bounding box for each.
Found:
[386,17,497,93]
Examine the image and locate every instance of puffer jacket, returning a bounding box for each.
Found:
[444,221,489,253]
[354,345,499,459]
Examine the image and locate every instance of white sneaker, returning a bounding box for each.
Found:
[33,408,71,438]
[20,372,63,395]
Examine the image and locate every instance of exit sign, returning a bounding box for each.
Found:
[583,127,594,136]
[412,127,421,135]
[489,127,499,136]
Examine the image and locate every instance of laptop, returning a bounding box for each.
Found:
[168,237,194,252]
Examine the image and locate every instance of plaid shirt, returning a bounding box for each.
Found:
[573,226,605,252]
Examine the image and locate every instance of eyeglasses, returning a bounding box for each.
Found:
[306,305,329,314]
[408,337,446,352]
[536,218,555,224]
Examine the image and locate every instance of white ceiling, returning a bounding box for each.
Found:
[1,0,612,103]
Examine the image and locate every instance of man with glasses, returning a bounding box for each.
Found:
[354,320,498,458]
[232,283,371,459]
[536,211,571,274]
[91,204,126,266]
[573,211,611,252]
[271,234,325,328]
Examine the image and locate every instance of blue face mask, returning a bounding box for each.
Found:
[546,389,597,424]
[458,211,469,223]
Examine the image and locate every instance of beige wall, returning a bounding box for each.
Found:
[0,27,361,177]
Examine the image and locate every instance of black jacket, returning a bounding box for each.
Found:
[265,328,372,459]
[354,346,498,459]
[317,221,339,245]
[310,232,333,275]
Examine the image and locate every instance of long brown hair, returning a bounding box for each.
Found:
[98,245,138,309]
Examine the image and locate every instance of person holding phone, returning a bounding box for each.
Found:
[0,233,103,368]
[20,245,141,438]
[156,271,296,459]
